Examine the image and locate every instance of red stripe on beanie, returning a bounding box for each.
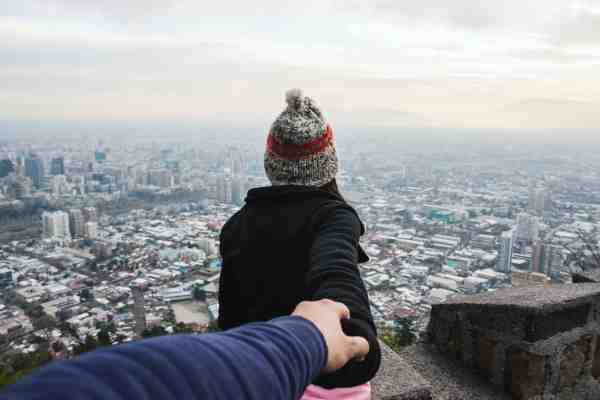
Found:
[267,125,334,160]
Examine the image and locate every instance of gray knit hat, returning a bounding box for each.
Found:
[264,89,338,186]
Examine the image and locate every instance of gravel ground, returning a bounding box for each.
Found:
[399,343,511,400]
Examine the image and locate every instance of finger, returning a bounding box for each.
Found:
[346,336,369,362]
[329,301,351,320]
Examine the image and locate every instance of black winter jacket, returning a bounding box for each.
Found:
[218,185,381,388]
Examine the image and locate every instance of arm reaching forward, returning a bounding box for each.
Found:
[0,300,368,400]
[308,206,381,387]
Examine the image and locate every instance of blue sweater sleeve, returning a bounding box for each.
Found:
[0,316,327,400]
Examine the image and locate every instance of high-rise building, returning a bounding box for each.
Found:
[531,240,546,274]
[231,176,246,205]
[531,240,564,277]
[50,157,65,175]
[0,159,15,178]
[528,184,549,216]
[14,155,27,177]
[534,189,546,216]
[42,211,71,240]
[0,268,14,288]
[527,183,536,211]
[216,176,232,204]
[94,240,113,259]
[8,177,32,199]
[49,175,68,195]
[82,207,98,222]
[232,157,245,175]
[84,221,98,240]
[497,229,514,273]
[515,213,539,245]
[545,245,563,277]
[147,169,173,189]
[25,155,45,189]
[68,209,85,238]
[131,286,147,338]
[71,175,86,195]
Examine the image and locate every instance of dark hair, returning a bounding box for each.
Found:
[320,178,345,202]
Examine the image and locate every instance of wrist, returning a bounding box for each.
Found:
[270,316,328,372]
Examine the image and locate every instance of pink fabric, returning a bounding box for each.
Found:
[300,383,371,400]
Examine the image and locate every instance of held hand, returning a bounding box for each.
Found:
[292,299,370,373]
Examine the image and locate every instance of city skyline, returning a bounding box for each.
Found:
[1,112,600,396]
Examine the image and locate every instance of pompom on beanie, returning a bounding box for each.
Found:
[264,89,338,187]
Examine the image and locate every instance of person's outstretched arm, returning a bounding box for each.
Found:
[308,206,381,388]
[0,300,368,400]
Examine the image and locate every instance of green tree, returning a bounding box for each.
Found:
[27,305,45,319]
[174,322,193,334]
[32,315,56,342]
[97,329,112,347]
[206,320,221,333]
[164,308,176,324]
[57,322,80,343]
[73,334,98,355]
[0,350,51,389]
[380,319,417,353]
[95,321,116,333]
[142,326,167,338]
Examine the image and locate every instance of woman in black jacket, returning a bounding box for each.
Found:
[218,89,380,397]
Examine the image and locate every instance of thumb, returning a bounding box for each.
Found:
[346,336,370,362]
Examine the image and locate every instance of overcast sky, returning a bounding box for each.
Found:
[2,1,600,131]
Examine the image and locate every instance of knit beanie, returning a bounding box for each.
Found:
[265,89,338,187]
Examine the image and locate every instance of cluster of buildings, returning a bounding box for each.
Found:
[0,199,238,353]
[0,143,263,226]
[1,138,599,359]
[334,149,600,332]
[41,208,98,241]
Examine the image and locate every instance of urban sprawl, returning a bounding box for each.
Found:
[1,138,599,358]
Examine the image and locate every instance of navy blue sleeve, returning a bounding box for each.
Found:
[0,316,327,400]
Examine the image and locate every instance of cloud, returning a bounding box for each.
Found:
[1,0,600,131]
[549,4,600,46]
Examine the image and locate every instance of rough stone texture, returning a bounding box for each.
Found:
[594,336,600,379]
[560,336,591,389]
[573,270,600,284]
[508,349,545,400]
[427,284,600,399]
[477,336,496,378]
[399,343,511,400]
[430,284,600,345]
[443,283,600,312]
[372,341,433,400]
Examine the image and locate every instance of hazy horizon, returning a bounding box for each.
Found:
[2,1,600,134]
[2,119,600,152]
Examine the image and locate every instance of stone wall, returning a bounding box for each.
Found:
[572,270,600,284]
[427,284,600,399]
[372,341,433,400]
[371,342,432,400]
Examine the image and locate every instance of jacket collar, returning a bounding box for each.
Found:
[246,185,344,204]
